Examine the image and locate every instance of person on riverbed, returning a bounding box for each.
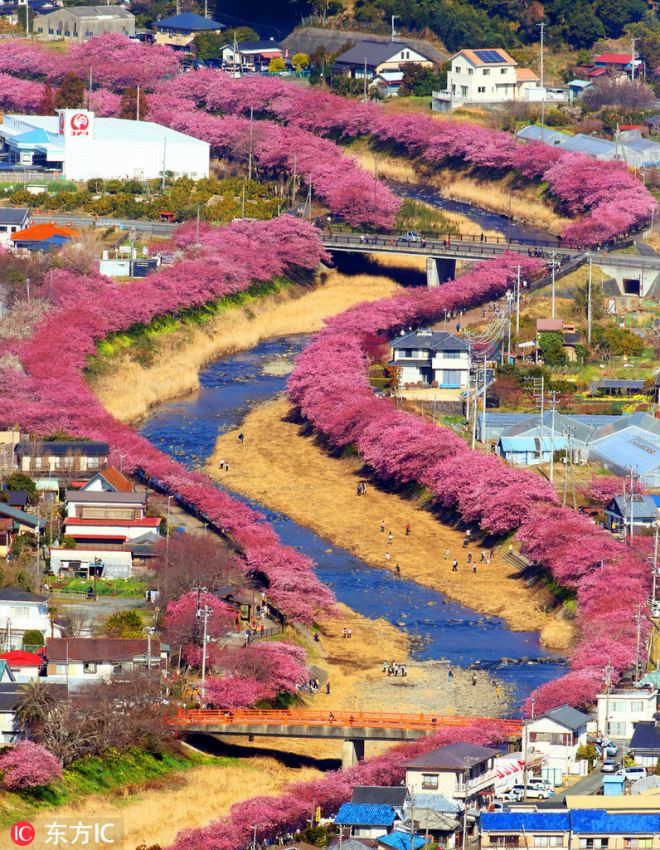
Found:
[445,547,450,560]
[405,523,411,536]
[452,559,458,571]
[395,563,401,578]
[238,432,244,443]
[472,672,478,687]
[356,483,362,496]
[472,563,477,574]
[481,550,486,563]
[387,531,393,545]
[380,520,386,533]
[385,551,391,563]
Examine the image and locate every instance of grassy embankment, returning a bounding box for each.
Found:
[2,747,320,848]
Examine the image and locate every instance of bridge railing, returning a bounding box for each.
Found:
[322,226,562,249]
[167,707,522,734]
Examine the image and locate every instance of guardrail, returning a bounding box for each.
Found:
[167,708,522,734]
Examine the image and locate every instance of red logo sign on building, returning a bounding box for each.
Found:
[10,822,35,847]
[69,112,90,136]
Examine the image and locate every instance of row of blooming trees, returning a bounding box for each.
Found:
[286,253,651,716]
[0,37,655,240]
[0,217,335,627]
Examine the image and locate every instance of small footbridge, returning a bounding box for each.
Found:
[168,708,522,767]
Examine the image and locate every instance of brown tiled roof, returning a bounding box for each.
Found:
[98,466,134,493]
[46,638,160,663]
[516,67,539,82]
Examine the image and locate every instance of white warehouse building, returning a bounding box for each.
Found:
[0,109,210,181]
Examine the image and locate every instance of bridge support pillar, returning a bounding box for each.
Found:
[426,257,456,288]
[342,738,365,768]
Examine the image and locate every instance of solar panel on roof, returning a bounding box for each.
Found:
[474,49,505,63]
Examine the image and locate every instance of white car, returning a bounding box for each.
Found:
[511,783,551,800]
[620,766,647,781]
[399,230,422,243]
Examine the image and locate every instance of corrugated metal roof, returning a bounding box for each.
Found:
[352,787,408,807]
[591,430,660,476]
[335,803,396,826]
[543,705,591,730]
[405,742,500,770]
[629,720,660,752]
[517,126,568,145]
[481,812,570,831]
[607,494,658,519]
[571,810,660,833]
[378,833,425,850]
[499,435,566,452]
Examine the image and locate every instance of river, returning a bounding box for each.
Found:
[140,336,567,712]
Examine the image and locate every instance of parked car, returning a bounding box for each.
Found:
[511,783,551,800]
[601,759,619,773]
[399,230,422,243]
[652,600,660,619]
[603,741,618,757]
[620,765,647,781]
[498,789,522,802]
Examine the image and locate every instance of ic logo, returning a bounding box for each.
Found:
[10,822,35,846]
[70,112,90,136]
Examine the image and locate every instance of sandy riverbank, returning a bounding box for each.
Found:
[90,271,402,424]
[207,398,573,652]
[48,756,320,850]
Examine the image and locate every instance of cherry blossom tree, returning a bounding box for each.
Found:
[0,741,62,789]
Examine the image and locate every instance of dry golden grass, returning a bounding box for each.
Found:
[91,274,400,423]
[52,757,320,850]
[366,252,427,271]
[208,397,573,649]
[437,177,569,234]
[349,145,418,183]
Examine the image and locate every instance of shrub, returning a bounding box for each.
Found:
[22,629,44,647]
[0,740,62,789]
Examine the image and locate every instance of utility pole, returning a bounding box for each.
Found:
[291,154,298,206]
[630,467,635,541]
[391,14,399,42]
[652,521,659,605]
[549,390,558,483]
[252,824,258,850]
[523,696,535,801]
[88,67,93,111]
[481,355,487,447]
[136,84,140,121]
[631,36,636,81]
[195,203,200,247]
[161,138,167,193]
[197,602,211,704]
[248,107,254,181]
[538,22,545,140]
[165,494,172,562]
[363,56,368,100]
[506,289,513,361]
[603,661,613,740]
[551,251,556,318]
[587,256,593,345]
[516,265,521,335]
[635,603,643,681]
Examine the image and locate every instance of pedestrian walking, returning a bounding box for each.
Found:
[472,673,477,687]
[380,520,386,533]
[480,550,486,562]
[472,563,477,574]
[444,547,450,560]
[405,523,411,536]
[467,552,473,564]
[385,551,391,562]
[395,563,401,578]
[448,668,453,682]
[452,559,458,572]
[362,482,367,495]
[218,459,225,470]
[238,432,244,443]
[463,536,469,548]
[225,462,230,472]
[382,660,388,673]
[347,628,352,638]
[326,681,331,695]
[387,531,393,545]
[356,483,362,496]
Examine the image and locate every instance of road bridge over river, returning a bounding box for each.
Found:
[36,213,660,295]
[168,709,522,767]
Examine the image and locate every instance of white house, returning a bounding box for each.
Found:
[597,688,658,741]
[15,439,109,476]
[0,649,45,681]
[0,111,210,181]
[404,742,500,806]
[390,329,470,390]
[49,547,133,579]
[0,588,61,650]
[46,637,167,681]
[433,49,539,110]
[65,489,146,521]
[0,208,30,247]
[332,40,433,83]
[63,516,161,547]
[0,682,67,743]
[81,466,134,494]
[524,705,591,786]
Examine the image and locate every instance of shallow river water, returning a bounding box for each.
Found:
[140,336,567,712]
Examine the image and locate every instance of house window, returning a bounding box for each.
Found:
[468,68,473,75]
[10,607,30,618]
[630,701,644,712]
[444,351,460,359]
[421,774,438,790]
[477,86,486,93]
[483,68,490,75]
[83,662,97,674]
[461,86,468,96]
[501,67,507,74]
[491,837,520,848]
[55,664,67,675]
[454,65,461,73]
[579,840,609,849]
[609,721,626,736]
[113,663,124,673]
[403,349,415,358]
[443,370,462,387]
[624,840,653,849]
[535,837,564,847]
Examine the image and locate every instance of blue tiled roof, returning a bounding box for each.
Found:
[157,11,224,30]
[335,803,396,827]
[571,811,660,834]
[481,812,570,831]
[377,833,425,850]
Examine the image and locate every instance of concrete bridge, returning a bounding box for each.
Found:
[168,708,522,767]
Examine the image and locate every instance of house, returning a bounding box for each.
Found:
[221,40,284,72]
[82,466,134,493]
[0,649,45,680]
[605,495,658,532]
[597,688,658,741]
[351,786,409,817]
[3,491,29,510]
[63,516,161,548]
[390,329,470,390]
[155,12,224,50]
[590,52,643,79]
[524,705,591,785]
[46,637,167,681]
[371,71,405,97]
[65,488,146,520]
[334,802,397,839]
[0,681,67,742]
[0,588,61,650]
[332,40,433,83]
[589,413,660,489]
[517,126,660,167]
[629,718,660,768]
[481,810,660,849]
[404,742,499,806]
[0,208,30,247]
[0,503,45,557]
[477,412,623,445]
[568,79,592,98]
[433,49,538,110]
[49,547,133,579]
[11,223,78,253]
[498,434,566,467]
[33,4,135,40]
[399,795,460,847]
[15,440,110,477]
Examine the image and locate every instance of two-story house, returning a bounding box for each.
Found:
[0,588,61,650]
[0,503,44,557]
[597,688,658,741]
[525,705,591,785]
[15,440,110,479]
[0,208,30,248]
[434,49,539,110]
[332,40,433,83]
[390,329,470,390]
[404,742,500,806]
